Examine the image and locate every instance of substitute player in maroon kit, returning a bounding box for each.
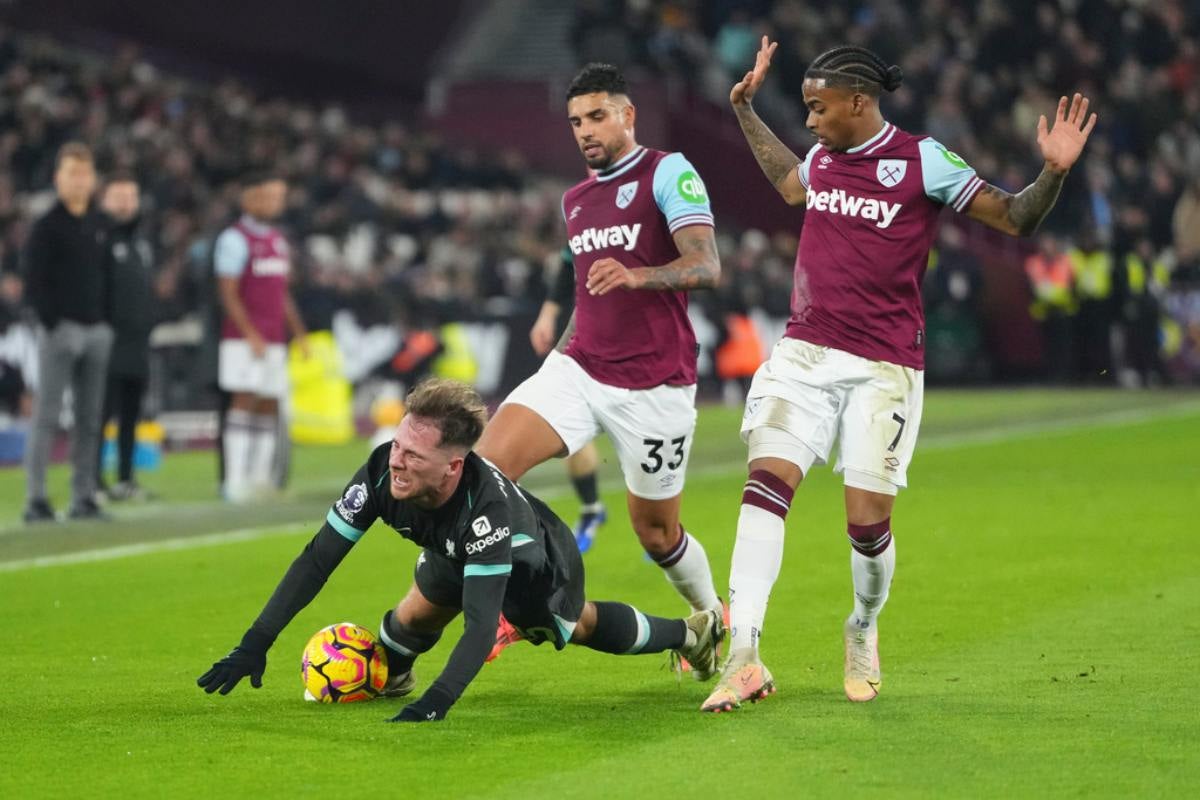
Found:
[215,172,308,503]
[477,63,726,665]
[704,38,1096,712]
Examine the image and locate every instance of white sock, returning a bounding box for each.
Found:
[223,409,254,502]
[850,538,896,630]
[248,413,277,492]
[657,531,721,614]
[729,504,786,653]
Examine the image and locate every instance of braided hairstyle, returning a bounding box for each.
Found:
[805,46,903,96]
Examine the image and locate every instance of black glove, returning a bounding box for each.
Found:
[197,629,272,695]
[389,684,455,723]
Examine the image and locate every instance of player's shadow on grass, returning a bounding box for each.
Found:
[470,680,833,722]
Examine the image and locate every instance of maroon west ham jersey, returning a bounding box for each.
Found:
[788,122,984,369]
[561,146,715,389]
[214,217,291,344]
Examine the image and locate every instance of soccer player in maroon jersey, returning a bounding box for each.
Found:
[703,38,1096,712]
[214,173,308,503]
[475,64,727,659]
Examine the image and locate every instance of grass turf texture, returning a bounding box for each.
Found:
[0,389,1196,798]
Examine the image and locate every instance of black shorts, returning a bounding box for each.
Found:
[413,536,585,650]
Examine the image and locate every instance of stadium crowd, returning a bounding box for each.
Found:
[1,0,1198,423]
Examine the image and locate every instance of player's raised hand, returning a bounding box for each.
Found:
[586,257,643,296]
[1037,93,1097,174]
[197,646,266,695]
[730,36,778,107]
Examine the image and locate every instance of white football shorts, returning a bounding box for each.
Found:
[218,339,289,398]
[740,338,924,493]
[501,350,697,500]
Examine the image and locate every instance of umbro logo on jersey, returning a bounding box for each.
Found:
[569,205,582,220]
[568,223,642,255]
[818,155,833,169]
[806,189,902,229]
[615,181,638,209]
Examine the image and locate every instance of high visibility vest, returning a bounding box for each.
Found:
[1124,253,1170,296]
[1068,248,1113,300]
[432,323,478,384]
[716,314,764,379]
[288,331,354,445]
[1024,253,1076,319]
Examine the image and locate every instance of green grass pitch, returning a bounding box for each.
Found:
[0,389,1196,798]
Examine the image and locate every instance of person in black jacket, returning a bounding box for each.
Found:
[95,171,156,501]
[21,142,113,523]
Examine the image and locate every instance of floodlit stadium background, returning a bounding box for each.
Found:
[0,3,1196,796]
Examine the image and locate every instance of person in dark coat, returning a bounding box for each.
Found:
[21,142,113,523]
[96,171,156,500]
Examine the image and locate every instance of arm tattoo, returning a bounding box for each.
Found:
[733,103,801,189]
[637,232,720,291]
[554,309,576,353]
[1006,167,1067,236]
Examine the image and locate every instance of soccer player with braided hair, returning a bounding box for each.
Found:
[703,37,1096,713]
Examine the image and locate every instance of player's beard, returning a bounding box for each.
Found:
[582,140,617,171]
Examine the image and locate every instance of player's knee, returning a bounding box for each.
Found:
[844,480,896,525]
[634,519,681,559]
[847,518,893,557]
[569,601,598,645]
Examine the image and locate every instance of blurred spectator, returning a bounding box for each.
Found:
[95,171,156,501]
[1024,232,1076,384]
[1068,229,1115,383]
[1173,172,1200,283]
[923,225,988,383]
[1114,237,1171,387]
[21,142,112,523]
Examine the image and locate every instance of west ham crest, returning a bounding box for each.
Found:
[876,159,906,188]
[615,181,638,209]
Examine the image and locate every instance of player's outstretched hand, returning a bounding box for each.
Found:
[586,257,643,296]
[730,35,778,107]
[197,646,266,695]
[1037,93,1097,174]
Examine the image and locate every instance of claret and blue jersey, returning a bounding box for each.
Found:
[789,122,984,369]
[560,146,715,389]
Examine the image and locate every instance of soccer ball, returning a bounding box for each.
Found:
[301,622,389,703]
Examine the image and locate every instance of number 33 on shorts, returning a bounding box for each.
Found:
[640,436,686,474]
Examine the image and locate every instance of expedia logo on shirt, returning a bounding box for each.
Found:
[568,223,642,255]
[805,189,902,229]
[465,525,510,555]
